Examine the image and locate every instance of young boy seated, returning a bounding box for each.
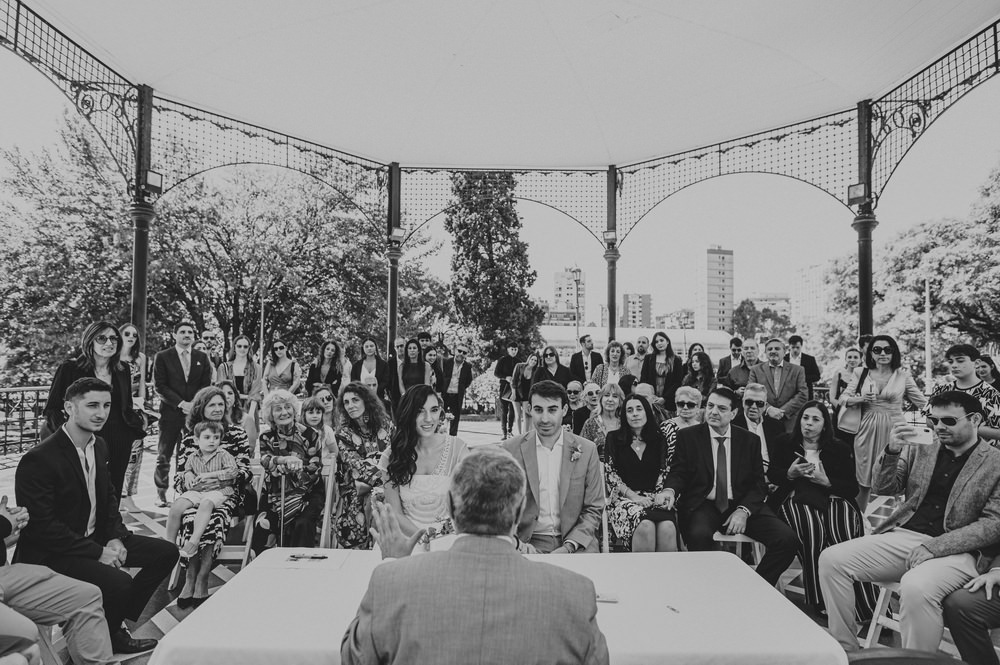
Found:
[165,421,238,559]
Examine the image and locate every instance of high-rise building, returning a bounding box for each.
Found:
[621,293,652,328]
[791,263,829,326]
[553,268,586,324]
[696,246,734,332]
[750,292,791,320]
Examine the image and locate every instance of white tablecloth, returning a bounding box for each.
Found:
[149,547,847,665]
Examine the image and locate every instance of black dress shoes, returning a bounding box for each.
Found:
[111,626,157,654]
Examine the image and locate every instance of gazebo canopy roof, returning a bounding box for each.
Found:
[33,0,1000,169]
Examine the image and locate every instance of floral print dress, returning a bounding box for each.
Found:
[335,422,392,549]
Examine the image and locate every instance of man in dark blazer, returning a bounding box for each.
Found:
[716,337,743,385]
[786,334,822,400]
[569,334,604,385]
[15,377,179,654]
[749,338,809,435]
[153,321,213,506]
[441,345,474,436]
[662,386,797,587]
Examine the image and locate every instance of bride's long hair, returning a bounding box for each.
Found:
[386,384,442,487]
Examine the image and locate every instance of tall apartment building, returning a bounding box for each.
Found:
[621,293,652,328]
[791,263,829,326]
[695,246,734,332]
[553,268,586,323]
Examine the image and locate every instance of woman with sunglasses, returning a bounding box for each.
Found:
[659,386,704,452]
[604,394,677,552]
[769,401,877,618]
[639,332,684,416]
[43,321,146,501]
[842,334,926,511]
[262,338,303,397]
[531,345,571,389]
[118,323,148,513]
[217,334,262,445]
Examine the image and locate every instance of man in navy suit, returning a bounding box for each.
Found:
[662,386,797,587]
[569,335,604,385]
[152,321,213,506]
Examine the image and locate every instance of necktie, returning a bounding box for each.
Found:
[772,365,782,393]
[715,437,729,513]
[181,349,191,381]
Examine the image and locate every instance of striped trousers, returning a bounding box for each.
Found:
[779,495,878,617]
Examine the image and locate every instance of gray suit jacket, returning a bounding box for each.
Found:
[748,362,808,433]
[341,536,609,665]
[873,439,1000,572]
[502,432,605,552]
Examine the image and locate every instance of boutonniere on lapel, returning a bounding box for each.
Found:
[570,445,582,463]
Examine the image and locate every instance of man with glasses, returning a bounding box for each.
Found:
[927,344,1000,442]
[819,391,1000,655]
[717,337,743,386]
[625,336,649,377]
[199,330,223,368]
[749,338,808,434]
[152,321,213,507]
[726,339,761,395]
[442,345,474,436]
[733,383,782,487]
[569,335,604,385]
[662,387,798,587]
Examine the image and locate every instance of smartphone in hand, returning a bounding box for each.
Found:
[903,426,934,445]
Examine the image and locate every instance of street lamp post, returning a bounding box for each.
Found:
[571,266,582,341]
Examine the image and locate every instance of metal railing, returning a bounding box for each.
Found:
[0,386,47,455]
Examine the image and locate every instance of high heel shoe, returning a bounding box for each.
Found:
[176,596,194,610]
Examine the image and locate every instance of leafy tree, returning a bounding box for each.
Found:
[731,299,761,338]
[443,172,544,361]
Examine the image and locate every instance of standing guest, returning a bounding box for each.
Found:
[501,380,605,553]
[659,386,703,451]
[976,355,1000,392]
[605,394,678,552]
[570,335,604,385]
[171,386,252,607]
[306,340,350,398]
[928,344,1000,442]
[661,387,798,587]
[350,336,391,407]
[717,338,743,387]
[858,335,874,358]
[416,331,434,356]
[395,338,434,401]
[192,341,218,384]
[640,331,684,415]
[819,392,1000,655]
[682,351,716,406]
[441,344,474,436]
[510,355,528,436]
[44,321,146,507]
[515,353,540,432]
[748,338,809,435]
[216,334,262,446]
[625,336,650,377]
[118,322,147,514]
[843,334,927,511]
[199,330,224,369]
[16,378,178,654]
[769,401,877,617]
[251,389,324,554]
[573,382,601,435]
[341,447,609,665]
[622,342,635,362]
[262,338,303,397]
[829,348,863,445]
[493,340,521,440]
[592,340,631,388]
[380,385,469,551]
[580,383,624,462]
[683,343,705,377]
[532,345,572,390]
[153,322,214,507]
[424,347,444,392]
[786,335,823,401]
[335,382,393,549]
[726,339,761,395]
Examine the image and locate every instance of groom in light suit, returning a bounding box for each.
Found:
[501,380,605,553]
[342,447,609,665]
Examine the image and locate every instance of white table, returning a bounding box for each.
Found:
[149,547,847,665]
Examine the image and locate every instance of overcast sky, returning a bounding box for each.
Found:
[3,54,999,324]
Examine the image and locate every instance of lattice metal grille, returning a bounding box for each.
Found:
[0,0,137,190]
[150,98,389,228]
[618,110,857,243]
[872,20,1000,204]
[401,168,607,243]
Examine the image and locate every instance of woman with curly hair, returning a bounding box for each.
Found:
[335,382,393,549]
[172,386,252,608]
[379,385,468,552]
[681,351,716,407]
[251,389,325,554]
[306,339,351,398]
[591,340,632,388]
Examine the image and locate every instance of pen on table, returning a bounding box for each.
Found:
[665,605,680,614]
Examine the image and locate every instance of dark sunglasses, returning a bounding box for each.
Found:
[871,346,893,355]
[543,352,556,358]
[122,330,136,337]
[743,399,766,408]
[273,345,286,351]
[457,349,468,354]
[927,414,971,427]
[95,334,119,345]
[584,391,597,397]
[566,389,581,395]
[320,396,333,403]
[675,401,699,409]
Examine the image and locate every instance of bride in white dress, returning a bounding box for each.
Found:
[380,385,468,552]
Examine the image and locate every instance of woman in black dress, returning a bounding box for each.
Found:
[531,345,571,389]
[639,331,684,415]
[395,338,433,401]
[306,339,350,398]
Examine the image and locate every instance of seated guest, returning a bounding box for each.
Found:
[15,378,178,654]
[580,383,624,462]
[732,383,783,480]
[944,554,1000,665]
[379,385,469,552]
[819,391,1000,654]
[605,395,677,552]
[681,351,716,406]
[1,496,116,665]
[634,383,672,424]
[565,380,584,429]
[342,448,609,665]
[659,386,703,456]
[769,401,877,617]
[251,389,325,554]
[618,374,638,396]
[573,382,600,435]
[662,387,797,587]
[501,380,605,553]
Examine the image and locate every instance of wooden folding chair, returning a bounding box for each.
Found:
[318,459,339,548]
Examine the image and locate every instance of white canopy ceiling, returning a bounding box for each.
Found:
[30,0,1000,169]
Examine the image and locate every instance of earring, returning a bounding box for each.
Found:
[362,412,370,424]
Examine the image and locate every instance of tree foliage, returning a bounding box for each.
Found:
[443,172,544,361]
[731,298,795,340]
